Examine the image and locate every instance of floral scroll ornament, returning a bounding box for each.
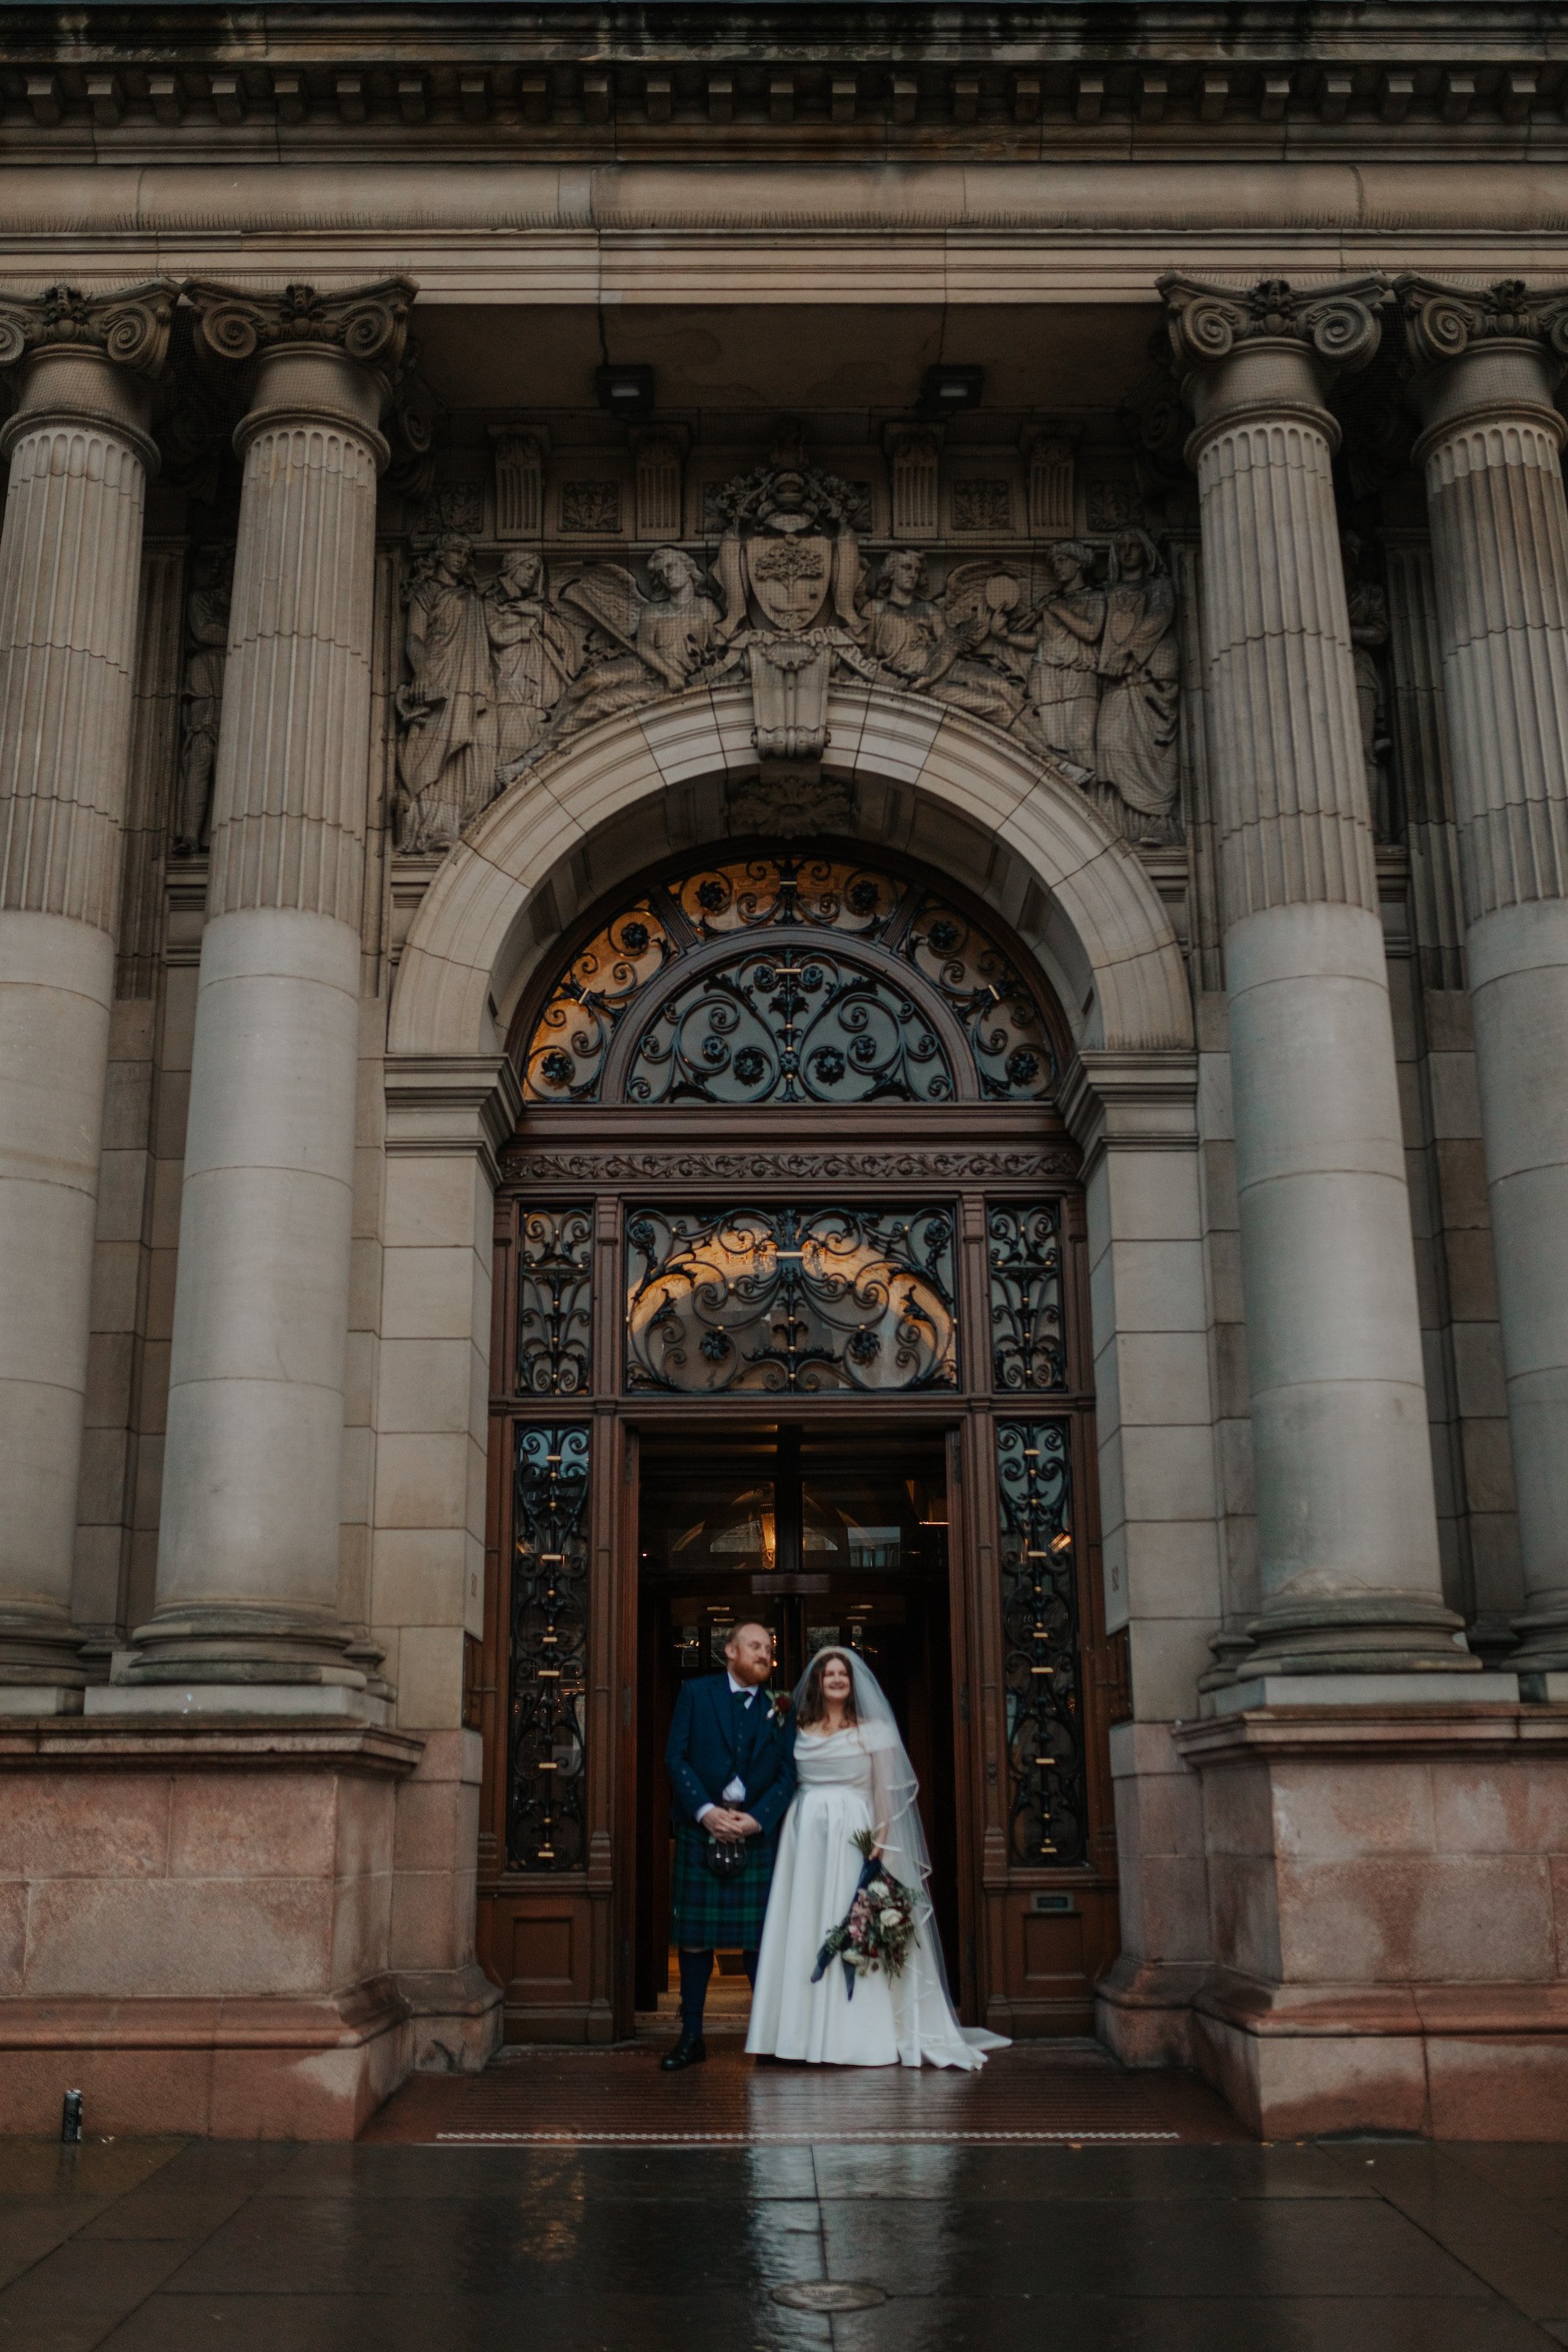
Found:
[0,279,180,382]
[186,277,416,378]
[1157,271,1389,392]
[1393,275,1568,380]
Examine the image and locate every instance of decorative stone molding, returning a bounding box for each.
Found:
[386,1052,524,1189]
[0,278,176,387]
[884,422,942,539]
[490,423,548,539]
[502,1145,1080,1185]
[630,425,688,539]
[1161,270,1386,448]
[187,275,415,377]
[1398,274,1568,392]
[1021,426,1076,535]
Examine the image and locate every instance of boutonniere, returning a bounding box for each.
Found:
[766,1691,791,1731]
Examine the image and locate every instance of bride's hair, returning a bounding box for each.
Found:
[796,1647,861,1730]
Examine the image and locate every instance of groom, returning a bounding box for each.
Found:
[661,1620,795,2072]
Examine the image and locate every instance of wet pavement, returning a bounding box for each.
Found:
[5,2129,1568,2350]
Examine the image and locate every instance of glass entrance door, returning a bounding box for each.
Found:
[634,1427,958,2012]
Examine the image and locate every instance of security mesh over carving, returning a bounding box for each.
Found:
[996,1419,1087,1867]
[521,855,1057,1106]
[625,1203,958,1392]
[516,1206,593,1395]
[508,1425,590,1871]
[989,1203,1067,1391]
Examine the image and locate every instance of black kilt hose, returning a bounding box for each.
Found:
[670,1821,776,1949]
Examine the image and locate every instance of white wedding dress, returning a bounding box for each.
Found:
[746,1715,1007,2071]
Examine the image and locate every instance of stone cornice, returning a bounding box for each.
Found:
[0,277,177,381]
[0,11,1565,161]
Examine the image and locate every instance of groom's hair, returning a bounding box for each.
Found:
[724,1620,772,1651]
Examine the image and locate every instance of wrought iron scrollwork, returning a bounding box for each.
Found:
[521,855,1057,1105]
[996,1420,1087,1867]
[625,1203,958,1393]
[517,1206,593,1395]
[507,1425,590,1871]
[630,949,952,1105]
[989,1203,1067,1391]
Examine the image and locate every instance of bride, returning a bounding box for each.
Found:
[746,1646,1008,2070]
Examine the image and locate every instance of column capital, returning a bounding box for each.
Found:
[1158,272,1388,452]
[0,278,180,465]
[1396,274,1568,448]
[187,275,418,463]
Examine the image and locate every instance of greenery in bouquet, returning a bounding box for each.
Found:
[811,1828,920,1998]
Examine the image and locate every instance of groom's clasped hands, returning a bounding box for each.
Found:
[703,1806,760,1840]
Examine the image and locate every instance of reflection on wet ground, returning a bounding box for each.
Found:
[5,2129,1568,2350]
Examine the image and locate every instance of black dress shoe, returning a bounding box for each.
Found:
[659,2032,707,2072]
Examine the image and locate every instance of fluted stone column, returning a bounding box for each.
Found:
[1400,278,1568,1670]
[0,284,176,1711]
[110,280,415,1704]
[1160,275,1472,1677]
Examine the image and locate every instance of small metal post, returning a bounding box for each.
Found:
[60,2089,83,2143]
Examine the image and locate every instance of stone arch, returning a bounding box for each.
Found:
[388,681,1192,1063]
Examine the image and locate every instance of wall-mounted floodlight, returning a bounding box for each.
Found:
[917,363,985,419]
[596,363,656,419]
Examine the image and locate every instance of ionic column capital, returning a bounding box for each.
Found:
[1158,272,1388,456]
[1396,274,1568,456]
[0,278,180,468]
[187,276,417,467]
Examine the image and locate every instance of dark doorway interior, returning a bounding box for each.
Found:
[634,1425,959,2013]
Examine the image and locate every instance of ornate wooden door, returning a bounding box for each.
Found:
[474,848,1124,2038]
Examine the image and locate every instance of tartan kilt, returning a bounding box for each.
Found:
[670,1821,775,1948]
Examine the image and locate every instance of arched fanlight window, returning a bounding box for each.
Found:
[521,855,1058,1108]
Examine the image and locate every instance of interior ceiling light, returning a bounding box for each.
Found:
[918,362,985,419]
[595,362,655,419]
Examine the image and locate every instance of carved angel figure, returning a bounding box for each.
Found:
[174,546,231,854]
[484,551,583,772]
[1094,528,1179,840]
[397,534,496,852]
[533,547,724,757]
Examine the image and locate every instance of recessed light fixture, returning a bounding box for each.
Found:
[596,362,655,419]
[918,362,984,419]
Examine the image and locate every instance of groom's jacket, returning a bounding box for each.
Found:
[666,1674,796,1838]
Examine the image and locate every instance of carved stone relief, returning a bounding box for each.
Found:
[173,543,233,855]
[391,417,1185,854]
[1342,531,1394,838]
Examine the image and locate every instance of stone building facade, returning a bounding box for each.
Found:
[2,0,1568,2140]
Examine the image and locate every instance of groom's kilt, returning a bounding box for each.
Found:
[670,1822,773,1947]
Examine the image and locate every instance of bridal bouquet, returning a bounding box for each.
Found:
[811,1829,920,1999]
